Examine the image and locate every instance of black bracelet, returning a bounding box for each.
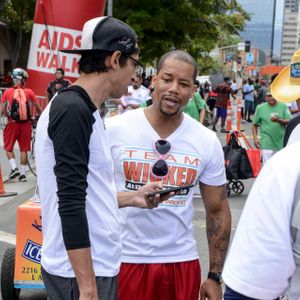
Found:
[207,272,223,285]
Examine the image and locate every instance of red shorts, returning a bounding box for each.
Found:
[3,121,31,152]
[119,260,201,300]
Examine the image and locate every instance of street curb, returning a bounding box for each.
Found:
[0,161,37,208]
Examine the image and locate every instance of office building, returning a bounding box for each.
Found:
[285,0,299,12]
[281,0,300,65]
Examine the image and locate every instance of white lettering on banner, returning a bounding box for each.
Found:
[27,23,81,78]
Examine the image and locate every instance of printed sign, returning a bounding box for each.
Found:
[26,0,106,97]
[22,240,42,264]
[14,200,43,286]
[290,63,300,78]
[27,24,81,78]
[122,147,200,207]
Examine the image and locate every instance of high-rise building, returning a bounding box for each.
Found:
[281,0,300,65]
[237,0,285,61]
[285,0,299,12]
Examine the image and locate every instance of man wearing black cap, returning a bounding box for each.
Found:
[35,16,168,300]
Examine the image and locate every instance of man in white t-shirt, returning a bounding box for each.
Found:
[223,52,300,299]
[106,50,231,300]
[118,72,150,113]
[223,142,300,300]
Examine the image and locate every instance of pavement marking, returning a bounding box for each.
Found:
[0,230,16,245]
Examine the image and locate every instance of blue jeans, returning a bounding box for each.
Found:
[244,100,254,113]
[224,285,279,300]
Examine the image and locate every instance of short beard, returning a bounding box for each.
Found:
[159,104,181,117]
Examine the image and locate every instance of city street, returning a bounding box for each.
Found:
[0,121,255,299]
[0,0,297,298]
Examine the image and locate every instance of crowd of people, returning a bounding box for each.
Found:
[0,15,299,300]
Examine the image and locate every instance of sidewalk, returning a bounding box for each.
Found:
[0,170,37,208]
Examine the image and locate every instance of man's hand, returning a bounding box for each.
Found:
[68,248,99,300]
[118,183,175,208]
[128,103,140,109]
[200,279,222,300]
[270,114,279,122]
[270,115,289,126]
[133,182,175,209]
[254,138,260,149]
[79,287,99,300]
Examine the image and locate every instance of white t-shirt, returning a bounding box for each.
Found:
[243,84,254,101]
[36,91,121,278]
[288,101,300,118]
[231,82,237,91]
[288,124,300,146]
[120,85,150,106]
[223,141,300,300]
[106,109,226,263]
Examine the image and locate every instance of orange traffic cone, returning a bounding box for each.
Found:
[226,100,232,144]
[0,166,17,197]
[237,97,242,132]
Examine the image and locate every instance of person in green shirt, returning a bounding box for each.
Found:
[183,81,208,124]
[252,90,291,164]
[139,98,152,108]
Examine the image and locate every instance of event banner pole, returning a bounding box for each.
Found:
[26,0,107,102]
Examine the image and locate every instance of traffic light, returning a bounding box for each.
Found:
[245,40,251,52]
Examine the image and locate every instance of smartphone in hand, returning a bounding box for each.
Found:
[147,184,194,198]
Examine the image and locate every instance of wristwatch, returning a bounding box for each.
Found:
[207,272,223,285]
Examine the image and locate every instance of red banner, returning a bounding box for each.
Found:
[26,0,107,101]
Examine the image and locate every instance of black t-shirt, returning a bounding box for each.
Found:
[47,79,71,100]
[283,115,300,147]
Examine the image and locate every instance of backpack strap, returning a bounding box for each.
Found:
[14,88,28,121]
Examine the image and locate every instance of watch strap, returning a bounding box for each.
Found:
[207,272,223,285]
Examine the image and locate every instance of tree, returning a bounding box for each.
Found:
[0,0,35,68]
[113,0,250,67]
[0,0,250,71]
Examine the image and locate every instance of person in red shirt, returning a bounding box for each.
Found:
[212,77,234,132]
[1,68,41,182]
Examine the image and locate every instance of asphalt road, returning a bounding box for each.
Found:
[0,183,253,300]
[0,121,256,299]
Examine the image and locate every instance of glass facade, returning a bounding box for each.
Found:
[273,0,285,58]
[238,0,285,58]
[285,0,299,12]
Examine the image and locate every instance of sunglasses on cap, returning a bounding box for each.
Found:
[151,139,171,178]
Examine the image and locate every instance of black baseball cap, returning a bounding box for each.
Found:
[61,16,139,55]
